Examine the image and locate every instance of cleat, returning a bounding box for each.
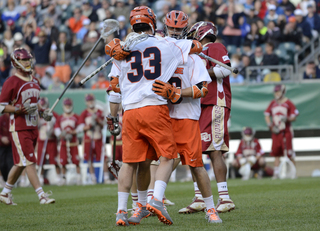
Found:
[128,202,150,225]
[205,208,222,223]
[116,210,130,226]
[39,191,55,204]
[0,192,17,205]
[179,196,205,214]
[147,197,173,225]
[216,197,235,213]
[130,202,138,215]
[163,197,175,206]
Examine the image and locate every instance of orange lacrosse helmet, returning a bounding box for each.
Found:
[164,10,188,39]
[130,6,157,34]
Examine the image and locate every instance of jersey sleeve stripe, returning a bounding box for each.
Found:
[164,38,185,64]
[189,55,195,82]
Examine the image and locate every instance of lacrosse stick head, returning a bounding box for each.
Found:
[122,32,149,51]
[100,19,120,41]
[108,160,122,180]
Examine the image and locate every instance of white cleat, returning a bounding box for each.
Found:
[179,196,206,214]
[216,197,235,213]
[163,197,175,206]
[39,191,55,204]
[0,192,17,205]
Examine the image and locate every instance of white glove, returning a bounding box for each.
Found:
[42,109,53,121]
[271,126,280,134]
[23,99,38,115]
[280,115,287,122]
[247,156,257,166]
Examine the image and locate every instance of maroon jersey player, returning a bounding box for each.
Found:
[0,48,55,205]
[54,98,81,185]
[37,97,60,184]
[186,22,235,213]
[232,127,266,180]
[264,84,299,179]
[79,94,107,184]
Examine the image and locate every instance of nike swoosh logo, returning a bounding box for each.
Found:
[191,159,196,161]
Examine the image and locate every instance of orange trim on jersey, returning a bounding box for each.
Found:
[189,56,195,82]
[164,38,185,64]
[113,61,121,72]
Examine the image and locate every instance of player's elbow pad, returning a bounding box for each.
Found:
[213,65,232,79]
[189,40,202,54]
[192,81,208,99]
[110,76,121,93]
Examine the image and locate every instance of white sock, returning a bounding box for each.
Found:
[147,189,154,203]
[131,192,138,207]
[274,167,279,175]
[153,180,167,201]
[203,195,215,210]
[118,192,129,212]
[2,182,14,194]
[35,187,44,199]
[217,182,230,199]
[193,182,203,198]
[138,190,148,206]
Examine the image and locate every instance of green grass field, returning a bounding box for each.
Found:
[1,177,320,231]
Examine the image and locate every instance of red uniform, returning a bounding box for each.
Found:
[235,138,265,169]
[79,108,105,162]
[37,111,59,165]
[0,75,40,166]
[199,42,231,153]
[55,113,80,166]
[264,98,299,158]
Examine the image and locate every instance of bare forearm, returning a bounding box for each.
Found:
[110,102,120,117]
[3,105,16,114]
[181,87,193,97]
[265,116,271,126]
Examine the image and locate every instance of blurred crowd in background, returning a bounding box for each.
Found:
[1,0,320,89]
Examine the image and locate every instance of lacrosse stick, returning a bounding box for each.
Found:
[37,136,49,177]
[80,32,149,85]
[108,135,121,179]
[49,19,120,113]
[198,53,239,74]
[98,124,107,183]
[279,132,296,179]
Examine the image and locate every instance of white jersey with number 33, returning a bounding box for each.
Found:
[168,54,211,120]
[109,36,191,111]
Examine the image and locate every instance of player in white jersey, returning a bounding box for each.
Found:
[150,10,222,223]
[105,6,203,226]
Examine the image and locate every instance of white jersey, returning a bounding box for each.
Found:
[109,35,192,111]
[168,54,211,120]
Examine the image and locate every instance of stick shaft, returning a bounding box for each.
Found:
[80,58,114,85]
[198,53,238,74]
[112,135,116,164]
[49,37,103,113]
[37,138,49,177]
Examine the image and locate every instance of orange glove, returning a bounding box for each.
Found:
[110,77,120,93]
[189,40,203,54]
[105,38,130,60]
[152,80,182,104]
[192,81,208,98]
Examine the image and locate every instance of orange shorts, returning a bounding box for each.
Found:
[171,118,203,167]
[35,65,49,78]
[53,65,72,83]
[122,105,177,163]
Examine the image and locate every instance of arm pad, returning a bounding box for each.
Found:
[213,64,232,79]
[189,40,203,54]
[192,81,208,99]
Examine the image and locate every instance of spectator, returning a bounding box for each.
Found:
[256,19,268,37]
[67,7,87,34]
[189,0,203,15]
[239,16,251,40]
[13,32,24,48]
[169,0,181,11]
[0,44,11,86]
[294,9,312,42]
[3,30,14,53]
[42,17,60,44]
[277,14,287,33]
[270,0,285,16]
[231,53,242,69]
[283,16,303,46]
[77,18,91,41]
[70,33,83,67]
[91,72,110,89]
[303,61,320,79]
[221,2,242,46]
[198,3,216,23]
[70,74,86,89]
[263,21,282,48]
[1,2,20,24]
[249,47,265,81]
[283,6,294,21]
[264,4,278,25]
[242,41,253,56]
[245,5,260,25]
[306,4,320,33]
[279,0,296,13]
[79,59,98,87]
[41,66,55,90]
[51,31,72,84]
[113,0,132,24]
[25,30,52,77]
[81,30,104,60]
[262,42,279,66]
[229,72,245,84]
[6,19,22,36]
[117,15,128,41]
[37,1,62,28]
[238,55,250,78]
[47,76,64,91]
[244,22,263,46]
[82,0,99,23]
[91,0,102,11]
[0,14,5,34]
[97,0,111,21]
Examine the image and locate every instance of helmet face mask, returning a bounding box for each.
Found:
[130,6,157,34]
[187,21,218,42]
[63,98,73,114]
[11,48,34,74]
[164,11,188,39]
[274,84,286,100]
[242,127,255,142]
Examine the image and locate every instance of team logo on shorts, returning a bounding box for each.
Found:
[201,132,211,142]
